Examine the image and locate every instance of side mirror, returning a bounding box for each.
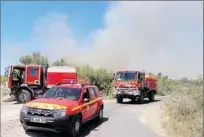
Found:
[83,98,89,102]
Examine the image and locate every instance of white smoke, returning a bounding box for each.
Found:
[2,1,203,79]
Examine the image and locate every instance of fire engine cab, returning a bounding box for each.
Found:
[4,64,77,103]
[113,70,157,104]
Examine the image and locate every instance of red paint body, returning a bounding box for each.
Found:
[5,65,78,101]
[6,65,77,88]
[145,77,157,91]
[27,84,104,122]
[46,72,77,87]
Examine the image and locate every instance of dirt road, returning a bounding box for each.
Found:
[1,97,167,137]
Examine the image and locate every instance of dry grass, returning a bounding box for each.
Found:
[161,84,203,137]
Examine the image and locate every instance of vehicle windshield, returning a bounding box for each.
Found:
[42,87,81,101]
[115,72,136,81]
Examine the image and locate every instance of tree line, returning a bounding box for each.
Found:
[15,51,203,97]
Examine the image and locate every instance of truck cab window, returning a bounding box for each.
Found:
[30,69,37,77]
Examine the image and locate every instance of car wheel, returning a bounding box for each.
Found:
[96,107,103,121]
[70,115,81,137]
[148,91,155,102]
[16,89,32,104]
[117,97,123,103]
[138,92,144,104]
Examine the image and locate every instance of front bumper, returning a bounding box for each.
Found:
[20,112,75,133]
[115,88,141,98]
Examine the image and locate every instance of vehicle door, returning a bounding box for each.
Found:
[26,66,41,85]
[88,87,98,116]
[81,88,92,121]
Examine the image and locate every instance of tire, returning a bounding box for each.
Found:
[131,98,136,103]
[16,89,32,104]
[23,125,30,132]
[117,96,123,103]
[70,115,82,137]
[96,107,103,121]
[148,91,155,102]
[138,92,144,104]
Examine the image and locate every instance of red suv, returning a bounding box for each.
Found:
[20,82,104,137]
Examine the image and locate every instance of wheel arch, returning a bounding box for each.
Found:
[76,112,82,120]
[17,85,34,99]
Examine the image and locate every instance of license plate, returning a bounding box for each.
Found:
[30,117,46,123]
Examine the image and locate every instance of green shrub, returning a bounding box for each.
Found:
[1,77,8,84]
[76,65,114,96]
[161,79,203,137]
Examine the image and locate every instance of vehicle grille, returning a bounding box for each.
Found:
[28,108,53,117]
[118,88,138,92]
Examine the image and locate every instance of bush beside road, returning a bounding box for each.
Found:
[155,76,203,137]
[161,83,203,137]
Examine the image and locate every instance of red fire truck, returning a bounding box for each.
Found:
[4,64,77,103]
[113,70,157,104]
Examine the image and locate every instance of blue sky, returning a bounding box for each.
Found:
[1,1,108,42]
[1,1,108,74]
[1,1,203,79]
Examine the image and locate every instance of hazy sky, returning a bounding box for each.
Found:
[1,1,203,79]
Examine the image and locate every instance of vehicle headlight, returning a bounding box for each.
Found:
[21,105,29,115]
[53,110,66,118]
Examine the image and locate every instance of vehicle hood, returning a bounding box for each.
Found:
[25,98,79,110]
[114,81,138,88]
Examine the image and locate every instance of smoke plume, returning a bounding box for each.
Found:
[3,1,203,79]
